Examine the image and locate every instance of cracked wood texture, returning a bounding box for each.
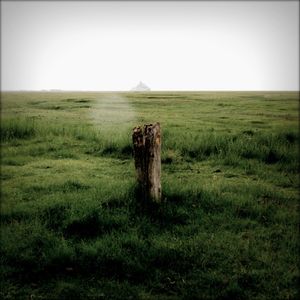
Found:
[132,122,161,203]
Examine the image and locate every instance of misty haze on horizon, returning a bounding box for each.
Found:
[1,1,299,92]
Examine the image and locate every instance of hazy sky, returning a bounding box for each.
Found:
[1,1,299,91]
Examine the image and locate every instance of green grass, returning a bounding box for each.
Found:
[0,91,299,299]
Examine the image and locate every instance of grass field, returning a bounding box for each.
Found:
[0,91,299,299]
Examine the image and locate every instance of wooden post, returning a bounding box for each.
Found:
[132,122,161,203]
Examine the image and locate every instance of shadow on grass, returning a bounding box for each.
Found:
[130,185,190,229]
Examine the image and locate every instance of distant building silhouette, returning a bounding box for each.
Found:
[131,81,151,91]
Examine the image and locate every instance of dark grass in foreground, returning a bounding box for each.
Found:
[0,91,299,299]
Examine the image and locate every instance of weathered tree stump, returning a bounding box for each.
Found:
[132,122,161,203]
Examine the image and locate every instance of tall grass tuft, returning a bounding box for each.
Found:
[1,118,36,141]
[162,129,298,167]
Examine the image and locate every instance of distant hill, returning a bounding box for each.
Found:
[131,82,151,91]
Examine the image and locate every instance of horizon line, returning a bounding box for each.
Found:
[1,89,299,93]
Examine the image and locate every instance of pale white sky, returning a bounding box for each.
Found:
[1,1,299,91]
